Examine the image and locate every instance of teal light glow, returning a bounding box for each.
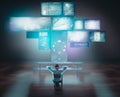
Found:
[39,32,51,50]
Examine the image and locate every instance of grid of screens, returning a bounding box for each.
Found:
[10,17,51,31]
[90,31,106,42]
[52,17,73,30]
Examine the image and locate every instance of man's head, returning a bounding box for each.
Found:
[55,64,59,70]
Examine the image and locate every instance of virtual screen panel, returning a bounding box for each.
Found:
[51,31,67,62]
[70,42,89,47]
[90,31,106,42]
[52,17,74,30]
[63,2,74,16]
[84,20,100,30]
[74,19,83,30]
[38,32,51,50]
[41,2,62,16]
[67,31,89,42]
[9,17,52,31]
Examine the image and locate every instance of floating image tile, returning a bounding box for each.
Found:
[41,2,62,16]
[90,31,106,42]
[63,2,74,16]
[52,17,73,30]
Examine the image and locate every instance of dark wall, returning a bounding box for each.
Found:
[0,0,120,62]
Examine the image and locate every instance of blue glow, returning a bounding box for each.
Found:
[68,31,89,42]
[84,20,100,30]
[26,31,39,38]
[74,19,83,30]
[39,32,50,50]
[52,17,73,30]
[51,31,67,62]
[10,17,51,31]
[41,2,62,16]
[70,42,89,47]
[63,2,74,16]
[90,31,106,42]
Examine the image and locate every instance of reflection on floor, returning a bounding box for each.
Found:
[0,62,120,97]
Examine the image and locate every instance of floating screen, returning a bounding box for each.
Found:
[52,17,73,30]
[41,2,62,16]
[90,31,106,42]
[39,32,50,50]
[68,31,89,42]
[63,2,74,16]
[26,31,39,38]
[51,31,67,62]
[84,20,100,30]
[74,19,83,30]
[70,42,89,47]
[9,17,51,31]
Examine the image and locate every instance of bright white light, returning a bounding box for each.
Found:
[74,20,83,29]
[10,17,51,31]
[85,20,100,30]
[57,40,62,43]
[68,31,88,42]
[39,32,48,36]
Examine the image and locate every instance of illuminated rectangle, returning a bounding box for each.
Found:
[90,31,106,42]
[26,31,39,38]
[63,2,74,16]
[51,31,67,62]
[74,19,83,30]
[84,20,100,30]
[52,17,74,30]
[70,42,89,47]
[9,17,51,31]
[39,32,50,50]
[41,2,62,16]
[68,31,89,42]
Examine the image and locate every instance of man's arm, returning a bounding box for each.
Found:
[61,66,67,73]
[47,66,54,72]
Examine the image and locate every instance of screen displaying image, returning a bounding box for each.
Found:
[84,20,100,30]
[52,17,74,30]
[41,2,62,16]
[63,2,74,16]
[74,19,83,30]
[90,31,106,42]
[9,17,51,31]
[68,31,89,42]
